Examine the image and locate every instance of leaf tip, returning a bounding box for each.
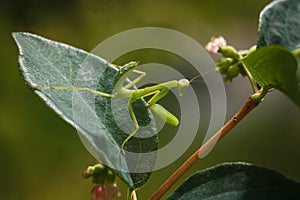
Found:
[12,32,25,41]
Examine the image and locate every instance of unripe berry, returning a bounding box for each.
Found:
[218,46,240,60]
[225,63,240,82]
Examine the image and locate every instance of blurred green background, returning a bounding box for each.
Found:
[1,0,300,199]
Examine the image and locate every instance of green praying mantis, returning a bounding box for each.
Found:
[33,61,198,152]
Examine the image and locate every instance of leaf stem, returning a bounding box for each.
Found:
[241,62,258,93]
[127,189,137,200]
[132,191,137,200]
[149,90,261,200]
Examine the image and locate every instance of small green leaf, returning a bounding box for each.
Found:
[167,162,300,200]
[257,0,300,50]
[242,46,300,108]
[13,32,158,190]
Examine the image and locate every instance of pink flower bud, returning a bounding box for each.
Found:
[91,183,120,200]
[205,36,227,54]
[105,184,120,198]
[91,186,106,200]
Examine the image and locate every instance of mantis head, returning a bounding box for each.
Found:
[177,79,190,96]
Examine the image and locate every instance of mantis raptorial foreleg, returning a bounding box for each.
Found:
[146,88,179,127]
[147,88,169,106]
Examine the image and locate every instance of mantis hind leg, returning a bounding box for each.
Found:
[121,99,140,153]
[114,61,144,91]
[32,86,114,98]
[124,69,146,89]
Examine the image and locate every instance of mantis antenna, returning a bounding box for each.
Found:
[189,69,216,83]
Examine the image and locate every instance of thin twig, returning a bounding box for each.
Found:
[149,91,260,200]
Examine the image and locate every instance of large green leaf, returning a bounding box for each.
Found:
[257,0,300,50]
[168,162,300,200]
[242,46,300,108]
[13,32,158,190]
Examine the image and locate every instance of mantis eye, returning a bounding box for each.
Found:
[177,79,190,96]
